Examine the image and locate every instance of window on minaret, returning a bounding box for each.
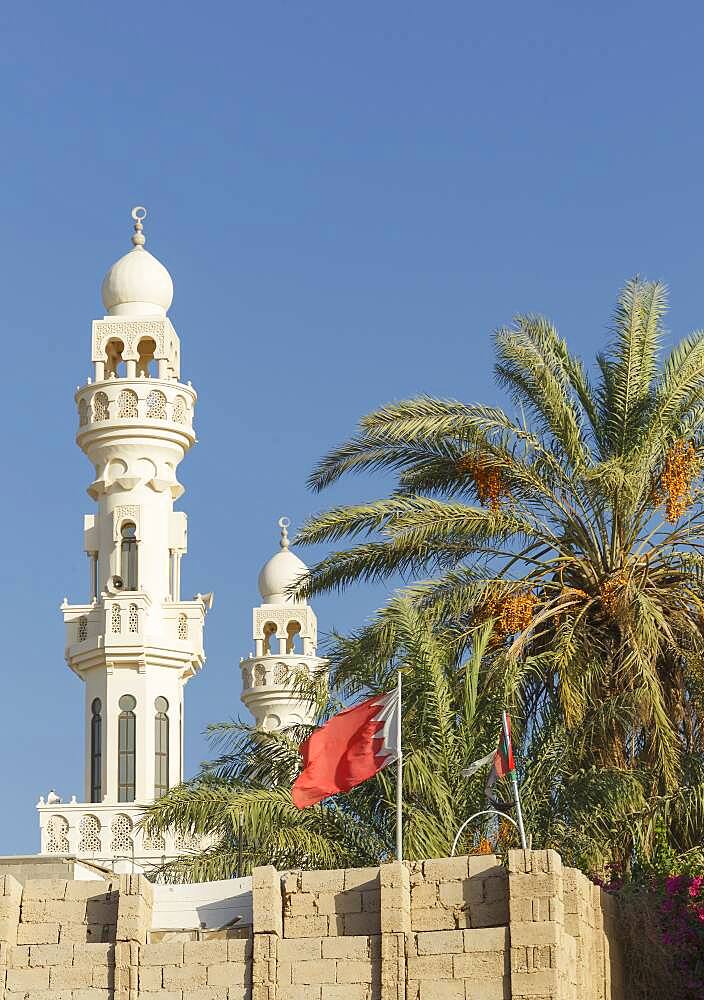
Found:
[286,621,302,653]
[154,697,169,798]
[263,622,277,654]
[105,338,125,377]
[137,337,157,377]
[118,694,136,803]
[90,698,102,803]
[120,523,138,590]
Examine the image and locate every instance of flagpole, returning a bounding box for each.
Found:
[396,669,403,862]
[502,710,527,850]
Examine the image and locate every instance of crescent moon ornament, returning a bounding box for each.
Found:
[130,206,147,246]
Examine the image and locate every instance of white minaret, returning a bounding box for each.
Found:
[240,518,328,730]
[37,208,211,866]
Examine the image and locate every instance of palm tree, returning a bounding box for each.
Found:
[295,279,704,869]
[141,608,509,881]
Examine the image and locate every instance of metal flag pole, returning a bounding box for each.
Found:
[237,809,244,878]
[502,710,527,849]
[396,669,403,862]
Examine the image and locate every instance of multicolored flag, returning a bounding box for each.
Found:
[291,688,400,809]
[462,712,515,800]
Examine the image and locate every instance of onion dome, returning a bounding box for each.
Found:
[258,518,308,605]
[101,207,174,317]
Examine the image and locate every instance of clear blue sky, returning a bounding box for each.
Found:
[1,1,703,852]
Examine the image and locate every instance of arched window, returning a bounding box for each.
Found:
[137,337,157,377]
[178,613,188,640]
[128,603,139,633]
[173,396,187,424]
[118,389,139,418]
[286,621,302,653]
[78,616,88,642]
[254,664,266,686]
[121,523,138,590]
[78,399,89,427]
[93,392,109,422]
[118,694,136,803]
[154,696,169,798]
[146,389,167,419]
[105,338,125,377]
[263,622,277,655]
[90,698,102,803]
[111,604,121,634]
[274,663,288,684]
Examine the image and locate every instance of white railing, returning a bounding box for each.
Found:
[37,801,202,866]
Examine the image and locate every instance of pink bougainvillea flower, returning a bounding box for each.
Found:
[688,876,703,898]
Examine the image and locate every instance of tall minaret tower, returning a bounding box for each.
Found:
[37,208,211,866]
[240,518,328,731]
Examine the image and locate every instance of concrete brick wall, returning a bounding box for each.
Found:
[0,852,628,1000]
[507,850,624,1000]
[408,855,509,932]
[139,938,251,998]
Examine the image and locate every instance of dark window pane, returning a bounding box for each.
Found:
[154,710,169,798]
[91,711,102,803]
[121,538,138,590]
[118,709,136,802]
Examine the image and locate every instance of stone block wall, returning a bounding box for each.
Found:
[0,851,627,1000]
[138,939,251,998]
[408,855,509,932]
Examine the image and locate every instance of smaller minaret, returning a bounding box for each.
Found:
[240,518,328,730]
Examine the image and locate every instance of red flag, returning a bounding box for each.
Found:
[291,689,399,809]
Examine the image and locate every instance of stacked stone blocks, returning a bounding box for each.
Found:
[0,851,627,1000]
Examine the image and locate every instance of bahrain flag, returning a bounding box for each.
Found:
[291,689,399,808]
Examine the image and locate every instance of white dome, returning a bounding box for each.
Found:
[101,246,173,317]
[258,548,308,604]
[258,518,308,604]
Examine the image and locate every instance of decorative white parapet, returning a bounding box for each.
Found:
[36,799,200,870]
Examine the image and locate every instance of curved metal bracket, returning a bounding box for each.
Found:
[450,809,519,857]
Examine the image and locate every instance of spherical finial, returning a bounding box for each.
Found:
[102,206,173,316]
[131,205,147,247]
[279,516,291,550]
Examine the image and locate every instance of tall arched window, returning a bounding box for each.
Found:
[154,697,169,798]
[137,337,157,377]
[111,604,122,634]
[118,694,136,803]
[121,523,138,590]
[263,622,277,655]
[286,621,302,653]
[128,603,139,633]
[90,698,102,803]
[105,338,125,377]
